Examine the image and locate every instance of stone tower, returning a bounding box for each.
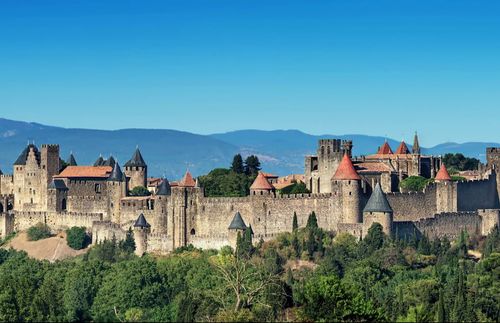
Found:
[47,179,68,212]
[250,172,274,196]
[107,162,126,222]
[317,139,349,193]
[228,211,248,249]
[133,213,151,256]
[362,183,393,237]
[124,148,147,190]
[435,164,457,213]
[332,153,362,224]
[412,132,421,155]
[154,178,171,234]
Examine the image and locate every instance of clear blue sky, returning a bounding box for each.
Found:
[0,0,499,145]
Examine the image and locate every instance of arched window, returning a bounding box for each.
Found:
[61,198,67,211]
[190,228,196,236]
[95,184,101,193]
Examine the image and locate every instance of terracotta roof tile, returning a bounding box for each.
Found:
[355,162,392,173]
[435,164,452,181]
[332,154,361,180]
[377,142,393,155]
[250,172,274,190]
[55,166,112,178]
[395,141,410,154]
[179,171,196,187]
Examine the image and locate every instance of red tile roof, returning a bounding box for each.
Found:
[395,141,410,154]
[250,172,274,190]
[355,162,392,173]
[332,154,361,180]
[178,171,196,187]
[377,141,393,155]
[55,166,112,178]
[435,164,452,181]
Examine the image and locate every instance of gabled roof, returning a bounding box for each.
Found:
[395,141,410,154]
[250,172,274,190]
[377,141,393,155]
[179,170,196,187]
[363,183,393,213]
[55,166,112,178]
[332,154,361,180]
[93,156,105,166]
[108,162,124,181]
[435,164,452,181]
[228,212,247,230]
[156,178,171,195]
[134,213,151,228]
[48,179,68,190]
[124,148,147,168]
[14,144,40,166]
[67,153,77,166]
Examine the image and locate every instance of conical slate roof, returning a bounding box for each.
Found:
[250,172,274,190]
[67,153,77,166]
[108,162,124,181]
[179,170,196,187]
[435,164,452,181]
[14,144,40,165]
[412,132,420,154]
[332,154,361,180]
[395,141,410,154]
[156,178,171,195]
[48,179,68,190]
[93,156,104,166]
[103,156,116,168]
[228,212,247,230]
[124,148,147,168]
[377,141,393,155]
[134,213,151,228]
[363,183,393,213]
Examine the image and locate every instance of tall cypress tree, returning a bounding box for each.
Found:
[231,154,244,174]
[292,212,298,232]
[452,266,467,322]
[436,290,446,322]
[306,211,318,229]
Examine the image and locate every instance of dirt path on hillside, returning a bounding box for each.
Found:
[3,232,89,262]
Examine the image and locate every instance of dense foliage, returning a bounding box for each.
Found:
[399,176,433,192]
[26,223,52,241]
[279,181,310,194]
[442,153,480,173]
[66,227,90,250]
[129,186,151,196]
[199,154,262,197]
[1,222,499,322]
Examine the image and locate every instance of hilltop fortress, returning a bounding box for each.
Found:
[1,135,499,255]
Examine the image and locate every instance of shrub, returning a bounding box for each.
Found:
[66,226,89,250]
[27,223,51,241]
[400,176,433,192]
[129,186,151,196]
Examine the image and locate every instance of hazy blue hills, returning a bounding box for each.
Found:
[0,118,497,178]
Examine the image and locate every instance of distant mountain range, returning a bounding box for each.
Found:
[0,118,497,178]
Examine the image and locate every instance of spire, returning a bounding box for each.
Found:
[134,213,151,228]
[363,183,393,213]
[228,212,247,230]
[67,153,77,166]
[179,170,196,187]
[332,153,361,180]
[250,172,274,190]
[124,147,147,168]
[377,141,393,155]
[156,178,171,195]
[412,132,421,154]
[435,164,452,181]
[395,141,410,154]
[93,155,104,166]
[103,155,116,168]
[195,177,200,188]
[108,162,124,181]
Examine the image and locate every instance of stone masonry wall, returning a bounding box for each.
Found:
[386,184,437,221]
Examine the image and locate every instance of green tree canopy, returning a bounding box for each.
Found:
[129,186,151,196]
[231,154,244,174]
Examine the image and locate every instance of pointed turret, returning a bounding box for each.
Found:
[67,153,77,166]
[435,164,452,182]
[93,155,104,166]
[103,156,116,168]
[363,183,393,213]
[228,211,247,230]
[332,153,361,180]
[250,171,274,194]
[179,170,196,187]
[156,178,171,195]
[134,213,151,228]
[124,148,147,168]
[395,141,410,154]
[377,141,393,155]
[412,132,421,155]
[108,162,124,181]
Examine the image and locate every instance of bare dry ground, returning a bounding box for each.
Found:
[3,231,89,262]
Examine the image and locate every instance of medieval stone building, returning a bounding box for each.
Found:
[0,136,499,255]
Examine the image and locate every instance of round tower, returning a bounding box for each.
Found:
[228,211,248,249]
[133,213,151,256]
[332,153,362,224]
[124,148,147,190]
[250,172,275,196]
[362,182,393,237]
[107,162,126,222]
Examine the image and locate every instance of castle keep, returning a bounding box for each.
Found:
[1,136,499,255]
